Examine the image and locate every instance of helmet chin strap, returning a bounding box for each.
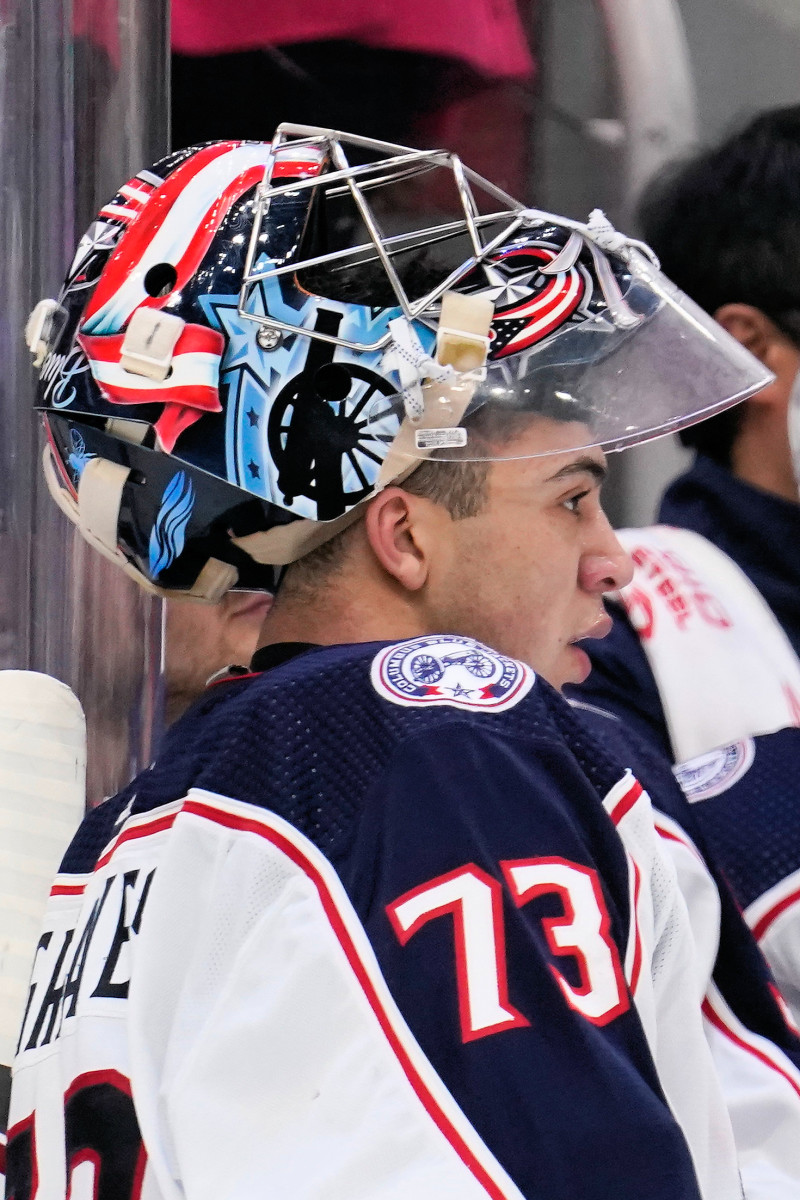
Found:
[787,368,800,500]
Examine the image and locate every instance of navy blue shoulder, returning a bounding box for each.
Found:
[62,637,638,875]
[571,701,800,1064]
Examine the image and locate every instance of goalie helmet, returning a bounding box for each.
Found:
[29,124,770,599]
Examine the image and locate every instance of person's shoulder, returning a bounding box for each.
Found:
[365,635,644,804]
[205,634,561,776]
[230,634,548,729]
[177,636,561,859]
[115,637,631,865]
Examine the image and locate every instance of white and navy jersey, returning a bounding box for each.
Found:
[571,460,800,1036]
[573,700,800,1198]
[574,454,800,762]
[673,727,800,1023]
[6,637,742,1200]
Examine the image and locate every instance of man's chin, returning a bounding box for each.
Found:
[553,643,592,691]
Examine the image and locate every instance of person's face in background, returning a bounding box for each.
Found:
[714,304,800,500]
[165,591,272,723]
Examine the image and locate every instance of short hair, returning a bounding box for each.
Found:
[639,104,800,466]
[280,456,490,595]
[280,392,596,595]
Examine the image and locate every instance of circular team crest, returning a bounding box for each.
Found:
[371,635,534,712]
[673,739,755,803]
[482,244,587,359]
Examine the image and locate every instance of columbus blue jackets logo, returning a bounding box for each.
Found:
[371,635,534,712]
[673,739,755,802]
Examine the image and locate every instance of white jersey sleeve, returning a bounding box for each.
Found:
[654,809,800,1200]
[602,777,742,1200]
[127,790,528,1200]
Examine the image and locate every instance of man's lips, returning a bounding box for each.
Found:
[571,611,613,644]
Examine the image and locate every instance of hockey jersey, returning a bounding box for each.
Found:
[573,456,800,1025]
[575,455,800,757]
[6,635,743,1200]
[572,699,800,1197]
[673,727,800,1022]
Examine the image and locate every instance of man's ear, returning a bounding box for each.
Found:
[714,303,778,362]
[363,487,435,592]
[715,303,798,406]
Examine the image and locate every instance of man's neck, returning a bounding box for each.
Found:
[255,578,426,652]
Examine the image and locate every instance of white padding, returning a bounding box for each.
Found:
[435,291,493,372]
[121,307,185,381]
[0,672,85,1065]
[25,298,63,368]
[77,456,130,558]
[104,417,150,445]
[182,558,238,602]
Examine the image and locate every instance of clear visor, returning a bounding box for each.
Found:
[366,254,773,462]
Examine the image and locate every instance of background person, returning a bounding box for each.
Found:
[164,592,271,725]
[571,105,800,1021]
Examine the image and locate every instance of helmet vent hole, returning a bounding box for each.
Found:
[143,263,178,298]
[314,363,352,403]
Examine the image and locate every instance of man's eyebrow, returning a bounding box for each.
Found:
[545,456,607,485]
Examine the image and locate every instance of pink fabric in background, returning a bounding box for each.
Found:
[171,0,533,81]
[73,0,121,65]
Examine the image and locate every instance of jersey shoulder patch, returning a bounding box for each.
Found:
[673,738,755,802]
[371,634,535,713]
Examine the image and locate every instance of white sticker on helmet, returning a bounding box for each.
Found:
[414,428,468,451]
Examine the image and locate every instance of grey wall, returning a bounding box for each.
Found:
[681,0,800,141]
[0,0,170,804]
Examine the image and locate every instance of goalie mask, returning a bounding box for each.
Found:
[29,124,770,599]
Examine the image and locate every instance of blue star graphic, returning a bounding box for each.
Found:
[199,278,315,393]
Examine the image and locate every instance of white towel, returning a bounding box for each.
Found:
[611,526,800,762]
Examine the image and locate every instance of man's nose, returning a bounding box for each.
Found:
[579,520,634,593]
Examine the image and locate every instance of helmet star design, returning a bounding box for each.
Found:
[31,123,770,599]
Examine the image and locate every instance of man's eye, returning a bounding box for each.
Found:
[563,490,589,514]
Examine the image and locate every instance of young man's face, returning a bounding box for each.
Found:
[426,419,633,690]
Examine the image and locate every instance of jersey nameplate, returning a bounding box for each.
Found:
[17,867,154,1056]
[371,634,534,712]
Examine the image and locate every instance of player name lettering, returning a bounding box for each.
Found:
[18,867,155,1055]
[40,346,90,408]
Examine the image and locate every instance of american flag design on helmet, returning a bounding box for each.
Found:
[76,142,323,453]
[475,245,589,359]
